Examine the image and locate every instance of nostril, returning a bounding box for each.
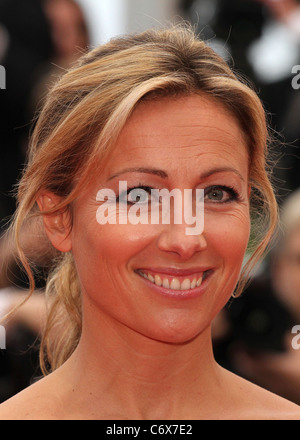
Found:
[157,227,207,258]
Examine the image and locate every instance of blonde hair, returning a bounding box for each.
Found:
[9,25,278,374]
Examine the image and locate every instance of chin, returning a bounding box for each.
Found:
[145,318,209,345]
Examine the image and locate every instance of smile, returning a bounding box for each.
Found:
[135,269,211,291]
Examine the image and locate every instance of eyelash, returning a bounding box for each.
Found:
[116,184,240,205]
[116,184,152,204]
[205,185,239,203]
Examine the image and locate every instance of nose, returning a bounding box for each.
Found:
[157,222,207,260]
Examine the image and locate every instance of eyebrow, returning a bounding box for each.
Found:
[107,167,168,181]
[107,166,245,182]
[200,167,245,182]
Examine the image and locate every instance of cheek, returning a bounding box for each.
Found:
[72,218,154,279]
[94,223,154,259]
[205,209,250,267]
[205,211,250,311]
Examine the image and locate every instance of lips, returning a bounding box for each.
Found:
[135,268,211,291]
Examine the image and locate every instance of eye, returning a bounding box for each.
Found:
[117,185,152,205]
[204,185,239,203]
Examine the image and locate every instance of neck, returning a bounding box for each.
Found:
[64,308,223,419]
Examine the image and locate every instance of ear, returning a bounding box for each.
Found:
[37,192,72,253]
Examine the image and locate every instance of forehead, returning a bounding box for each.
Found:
[104,94,249,176]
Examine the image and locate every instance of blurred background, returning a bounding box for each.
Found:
[0,0,300,406]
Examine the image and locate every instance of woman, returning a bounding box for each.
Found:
[0,25,299,419]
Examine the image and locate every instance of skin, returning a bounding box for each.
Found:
[0,94,300,419]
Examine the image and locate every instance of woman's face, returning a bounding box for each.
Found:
[70,94,250,343]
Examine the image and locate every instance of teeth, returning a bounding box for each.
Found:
[180,278,191,290]
[138,271,204,291]
[154,274,162,286]
[148,274,154,283]
[196,277,202,286]
[162,278,169,289]
[170,278,180,290]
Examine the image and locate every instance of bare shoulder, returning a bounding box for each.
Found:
[221,367,300,420]
[0,371,65,420]
[1,364,300,420]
